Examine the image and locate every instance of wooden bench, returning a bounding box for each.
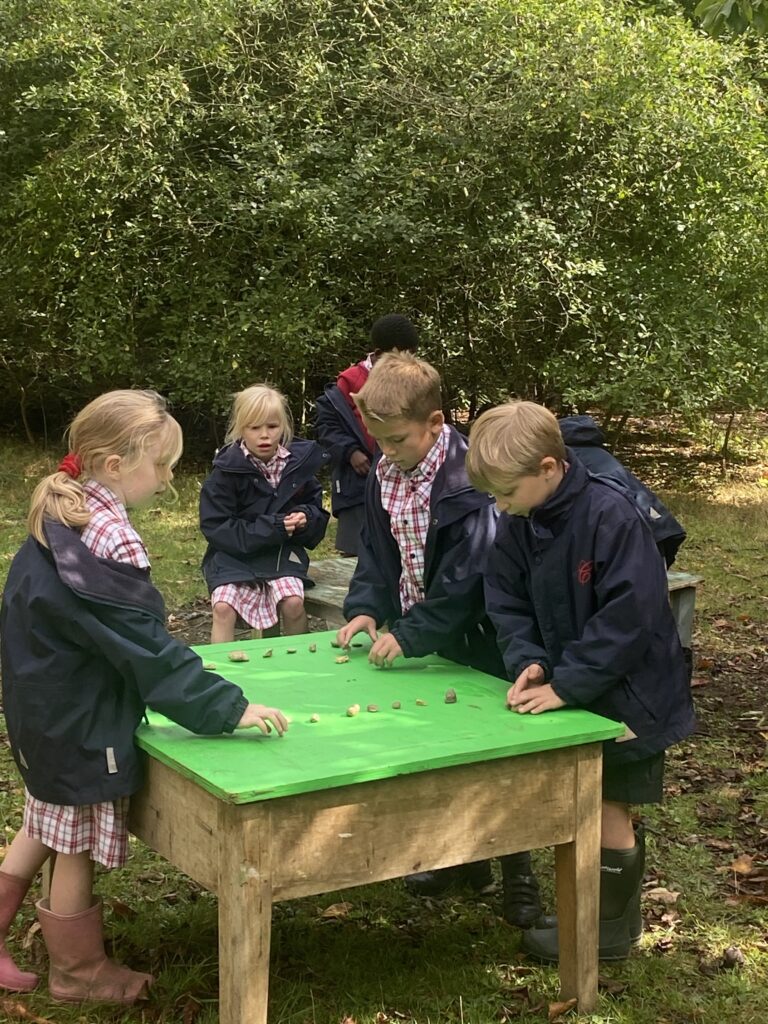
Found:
[307,558,703,647]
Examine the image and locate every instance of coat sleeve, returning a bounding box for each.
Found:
[82,604,249,734]
[550,512,666,705]
[314,392,360,465]
[293,475,330,549]
[342,493,400,627]
[200,469,288,556]
[389,505,496,659]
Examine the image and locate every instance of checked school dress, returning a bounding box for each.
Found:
[210,442,304,630]
[22,481,149,868]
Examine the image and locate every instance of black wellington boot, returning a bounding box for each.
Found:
[404,860,494,897]
[522,836,645,962]
[534,824,646,943]
[500,851,543,928]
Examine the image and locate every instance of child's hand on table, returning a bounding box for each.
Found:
[507,664,566,715]
[337,615,377,648]
[237,704,289,736]
[368,633,403,668]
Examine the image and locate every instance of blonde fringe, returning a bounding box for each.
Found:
[28,473,91,547]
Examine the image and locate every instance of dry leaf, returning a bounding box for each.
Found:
[108,898,137,919]
[321,901,354,919]
[690,677,709,688]
[730,854,755,875]
[548,997,578,1020]
[340,1017,357,1024]
[21,920,41,950]
[0,999,53,1024]
[646,887,680,905]
[598,975,628,995]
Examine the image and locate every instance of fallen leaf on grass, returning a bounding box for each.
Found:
[21,920,40,950]
[0,999,53,1023]
[179,994,203,1024]
[690,677,709,688]
[107,898,137,919]
[646,886,680,905]
[321,901,354,919]
[730,854,755,875]
[598,975,628,995]
[548,997,578,1020]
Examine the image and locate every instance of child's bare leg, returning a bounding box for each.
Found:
[1,831,51,881]
[601,800,635,850]
[211,601,237,644]
[49,852,94,916]
[279,595,308,635]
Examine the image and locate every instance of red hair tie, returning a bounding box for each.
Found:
[58,453,83,479]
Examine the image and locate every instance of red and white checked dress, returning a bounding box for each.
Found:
[376,425,450,614]
[210,443,304,630]
[22,481,149,868]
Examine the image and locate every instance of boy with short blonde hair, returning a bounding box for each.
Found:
[467,401,695,961]
[338,356,542,924]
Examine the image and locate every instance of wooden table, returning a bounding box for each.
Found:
[129,631,622,1022]
[307,558,703,646]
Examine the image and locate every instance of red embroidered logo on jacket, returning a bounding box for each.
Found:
[577,560,593,585]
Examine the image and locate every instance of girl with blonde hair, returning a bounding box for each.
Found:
[200,384,330,642]
[0,389,287,1004]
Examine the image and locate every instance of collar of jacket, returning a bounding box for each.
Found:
[423,426,495,529]
[527,447,590,535]
[43,520,166,621]
[321,384,369,445]
[212,439,328,476]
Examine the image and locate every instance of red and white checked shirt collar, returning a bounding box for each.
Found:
[239,441,290,489]
[376,425,450,614]
[80,480,150,568]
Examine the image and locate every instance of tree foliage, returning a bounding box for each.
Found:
[695,0,768,36]
[1,0,767,439]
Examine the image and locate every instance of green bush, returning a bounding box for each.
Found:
[1,0,767,437]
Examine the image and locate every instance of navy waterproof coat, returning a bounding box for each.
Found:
[314,383,371,516]
[485,453,695,765]
[343,426,505,677]
[559,415,686,567]
[0,522,248,805]
[200,439,330,592]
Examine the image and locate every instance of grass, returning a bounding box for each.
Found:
[1,425,767,1023]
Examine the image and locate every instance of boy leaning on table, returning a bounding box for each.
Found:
[466,400,695,961]
[335,352,543,929]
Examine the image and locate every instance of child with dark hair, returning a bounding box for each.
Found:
[314,314,419,556]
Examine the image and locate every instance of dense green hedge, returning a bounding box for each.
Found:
[1,0,767,440]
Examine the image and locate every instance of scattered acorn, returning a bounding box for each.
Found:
[391,700,402,709]
[309,713,320,723]
[202,662,217,670]
[286,648,297,654]
[335,655,350,664]
[415,698,427,706]
[309,643,317,653]
[228,650,250,662]
[346,703,360,717]
[366,704,379,713]
[262,649,273,658]
[444,688,457,704]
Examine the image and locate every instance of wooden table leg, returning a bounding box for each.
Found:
[554,744,602,1012]
[217,805,273,1024]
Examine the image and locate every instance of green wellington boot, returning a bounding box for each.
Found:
[522,831,646,963]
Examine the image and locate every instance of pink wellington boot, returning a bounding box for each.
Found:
[0,871,38,992]
[36,897,153,1004]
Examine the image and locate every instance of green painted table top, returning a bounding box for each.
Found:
[135,630,624,804]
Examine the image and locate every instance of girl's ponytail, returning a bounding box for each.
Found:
[28,459,91,545]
